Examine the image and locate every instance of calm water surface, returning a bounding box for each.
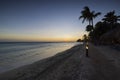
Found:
[0,42,82,73]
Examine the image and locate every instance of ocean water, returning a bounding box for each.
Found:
[0,42,81,73]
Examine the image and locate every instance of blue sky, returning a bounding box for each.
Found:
[0,0,120,42]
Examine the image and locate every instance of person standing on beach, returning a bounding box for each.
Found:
[85,42,89,57]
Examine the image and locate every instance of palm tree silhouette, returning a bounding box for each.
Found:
[79,6,101,32]
[90,11,101,28]
[102,10,120,24]
[79,6,91,25]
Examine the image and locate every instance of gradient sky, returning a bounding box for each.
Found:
[0,0,120,42]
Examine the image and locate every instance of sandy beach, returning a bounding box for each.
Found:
[0,43,120,80]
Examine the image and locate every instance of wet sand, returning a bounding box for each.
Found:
[0,44,120,80]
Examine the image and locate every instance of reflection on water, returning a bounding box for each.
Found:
[0,42,82,73]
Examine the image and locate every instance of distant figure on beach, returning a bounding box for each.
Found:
[85,42,89,57]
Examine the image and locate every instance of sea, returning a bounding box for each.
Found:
[0,42,82,73]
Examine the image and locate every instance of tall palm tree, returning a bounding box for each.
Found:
[79,6,101,31]
[79,6,91,25]
[90,11,101,28]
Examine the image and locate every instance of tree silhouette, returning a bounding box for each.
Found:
[78,7,120,44]
[82,34,88,42]
[102,10,120,24]
[86,25,93,32]
[79,6,101,32]
[79,6,91,25]
[90,11,101,28]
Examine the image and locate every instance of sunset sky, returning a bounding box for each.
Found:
[0,0,120,42]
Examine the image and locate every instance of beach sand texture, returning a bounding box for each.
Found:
[0,44,120,80]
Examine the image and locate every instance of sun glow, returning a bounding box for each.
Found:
[0,33,81,42]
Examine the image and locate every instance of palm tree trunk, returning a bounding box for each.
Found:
[91,18,94,29]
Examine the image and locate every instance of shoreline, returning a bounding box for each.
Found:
[0,43,120,80]
[0,42,79,74]
[0,44,84,80]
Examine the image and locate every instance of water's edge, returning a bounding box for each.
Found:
[0,42,82,73]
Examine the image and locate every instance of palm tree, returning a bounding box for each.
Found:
[102,10,120,24]
[90,11,101,28]
[82,34,88,42]
[79,6,91,25]
[79,6,101,31]
[102,10,120,30]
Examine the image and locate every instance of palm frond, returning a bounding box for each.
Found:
[94,12,101,18]
[84,6,90,12]
[82,18,86,23]
[79,16,83,20]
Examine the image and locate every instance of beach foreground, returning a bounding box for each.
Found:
[0,44,120,80]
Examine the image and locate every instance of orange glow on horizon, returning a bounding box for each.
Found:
[0,35,82,42]
[0,32,83,42]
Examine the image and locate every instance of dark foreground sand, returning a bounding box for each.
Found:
[0,44,120,80]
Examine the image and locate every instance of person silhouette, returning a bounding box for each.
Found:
[85,42,89,57]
